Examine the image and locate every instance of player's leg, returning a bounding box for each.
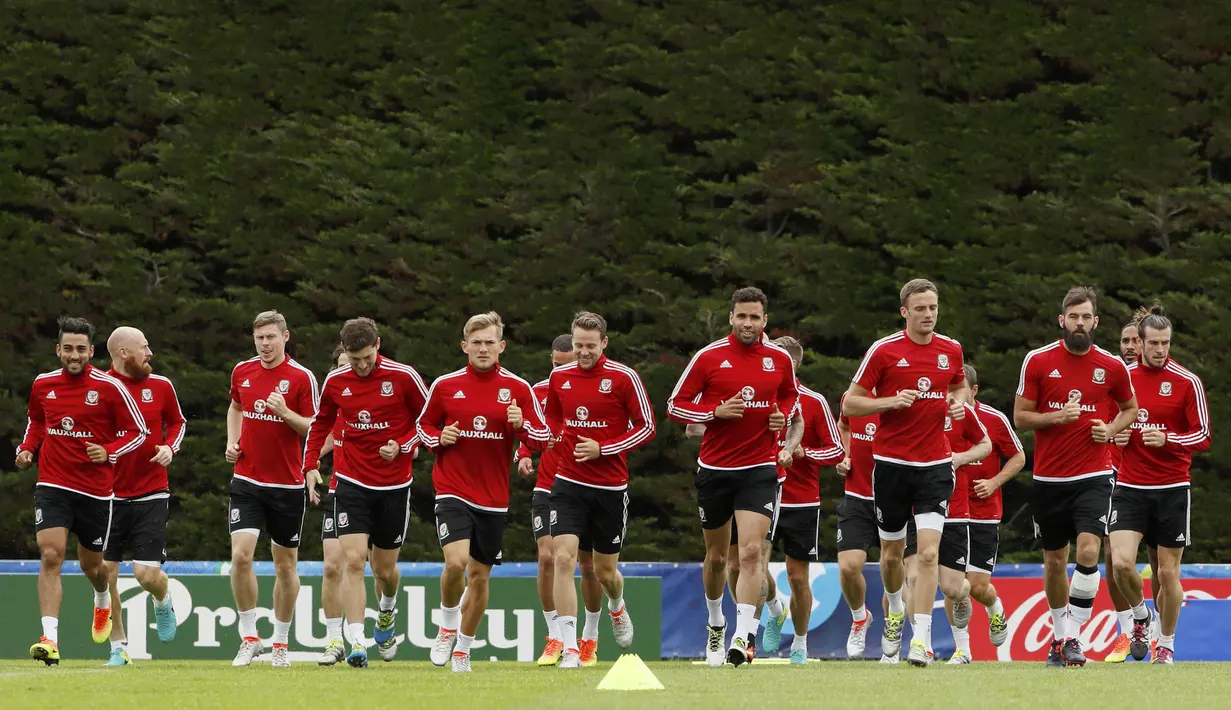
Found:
[938,523,972,663]
[965,523,1006,647]
[697,466,737,667]
[368,486,409,662]
[908,521,943,667]
[1150,488,1188,664]
[577,546,604,665]
[266,488,305,668]
[1064,476,1114,666]
[102,562,131,666]
[130,499,174,643]
[532,492,562,665]
[549,479,590,668]
[1108,528,1148,658]
[335,480,376,667]
[1147,542,1162,654]
[318,493,347,666]
[781,507,819,663]
[451,504,505,673]
[1034,480,1076,666]
[1103,536,1134,662]
[726,467,776,666]
[74,492,114,649]
[761,510,788,654]
[592,489,631,649]
[1154,544,1182,664]
[873,462,912,659]
[227,480,264,666]
[435,500,474,666]
[32,524,67,663]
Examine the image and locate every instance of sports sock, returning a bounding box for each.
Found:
[766,590,784,619]
[1050,607,1069,640]
[851,605,868,623]
[1159,634,1175,651]
[455,633,474,655]
[41,616,59,644]
[542,609,560,641]
[347,622,368,649]
[735,603,757,641]
[608,596,625,614]
[110,639,127,651]
[1131,600,1150,622]
[94,588,110,609]
[273,620,291,646]
[987,598,1004,616]
[238,609,258,640]
[952,625,971,653]
[379,593,397,612]
[913,614,932,651]
[559,615,578,651]
[886,588,905,614]
[326,617,344,642]
[791,634,807,652]
[1117,609,1133,636]
[583,609,601,641]
[440,603,461,631]
[706,596,725,627]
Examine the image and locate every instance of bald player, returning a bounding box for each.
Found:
[101,327,186,665]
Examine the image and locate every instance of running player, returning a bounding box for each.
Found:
[102,327,186,666]
[962,365,1024,653]
[835,397,884,660]
[227,311,319,668]
[19,317,149,665]
[842,279,969,667]
[303,317,429,668]
[1015,286,1137,667]
[418,312,550,672]
[515,335,606,666]
[668,287,799,667]
[546,311,656,669]
[1108,305,1210,665]
[315,345,350,666]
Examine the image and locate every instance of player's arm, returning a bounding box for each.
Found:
[1166,379,1212,452]
[163,380,187,456]
[302,386,338,473]
[951,404,990,467]
[226,398,244,460]
[843,382,913,416]
[782,412,805,454]
[414,381,447,453]
[1013,395,1068,431]
[270,373,317,438]
[666,353,715,424]
[834,412,852,475]
[804,397,845,465]
[973,414,1025,498]
[516,382,553,452]
[598,372,656,457]
[397,370,430,454]
[15,385,47,467]
[106,381,149,463]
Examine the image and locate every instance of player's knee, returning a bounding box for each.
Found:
[443,556,468,578]
[839,555,863,580]
[1158,563,1180,587]
[467,566,491,587]
[554,550,577,576]
[323,556,343,581]
[1042,553,1067,577]
[80,558,105,580]
[737,542,761,570]
[537,548,555,571]
[969,577,991,600]
[230,547,254,569]
[39,545,64,567]
[786,566,808,592]
[915,546,938,568]
[704,548,727,572]
[134,565,161,588]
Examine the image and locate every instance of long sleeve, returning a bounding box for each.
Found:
[516,381,552,452]
[162,380,187,454]
[776,365,801,424]
[398,370,430,452]
[803,396,845,465]
[1168,379,1212,453]
[600,371,656,456]
[667,352,714,424]
[414,383,447,453]
[19,385,47,455]
[302,385,338,472]
[106,380,149,463]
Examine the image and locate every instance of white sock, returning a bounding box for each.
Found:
[1050,607,1069,640]
[583,609,602,641]
[41,616,59,644]
[238,609,258,639]
[441,603,461,631]
[791,634,807,652]
[1117,609,1133,635]
[543,609,560,641]
[952,625,971,653]
[94,588,110,609]
[326,617,344,642]
[608,596,625,614]
[110,639,127,651]
[887,589,905,614]
[706,596,725,627]
[851,605,867,623]
[455,632,474,654]
[347,622,368,649]
[987,598,1004,616]
[273,620,291,646]
[379,593,397,612]
[152,592,169,607]
[559,615,578,651]
[735,603,757,640]
[1160,633,1175,651]
[766,591,784,619]
[1131,601,1150,621]
[913,614,932,650]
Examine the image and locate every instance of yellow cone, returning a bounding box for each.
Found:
[1141,564,1153,580]
[596,654,664,691]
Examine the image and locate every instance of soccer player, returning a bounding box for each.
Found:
[1015,286,1137,667]
[1108,306,1210,665]
[546,311,656,669]
[835,398,883,660]
[226,310,320,668]
[771,336,844,663]
[961,364,1024,653]
[18,317,149,666]
[315,345,350,666]
[101,327,186,666]
[303,317,429,668]
[515,335,605,666]
[842,278,970,667]
[938,394,992,664]
[417,312,551,672]
[668,287,799,667]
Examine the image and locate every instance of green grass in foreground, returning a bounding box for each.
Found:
[3,659,1228,710]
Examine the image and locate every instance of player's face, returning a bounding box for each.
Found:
[572,328,607,371]
[462,325,505,371]
[122,336,154,379]
[730,301,766,345]
[253,324,288,364]
[1140,326,1171,368]
[551,349,577,368]
[900,291,938,336]
[346,341,380,378]
[1119,325,1140,364]
[334,352,349,370]
[1058,302,1098,353]
[56,334,93,376]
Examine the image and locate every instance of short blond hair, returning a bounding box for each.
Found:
[464,311,504,340]
[572,311,607,338]
[253,310,287,332]
[900,279,938,307]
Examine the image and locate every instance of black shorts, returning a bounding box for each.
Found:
[531,491,552,542]
[435,497,505,566]
[550,478,628,555]
[939,521,969,572]
[34,486,113,553]
[1031,475,1113,551]
[732,481,781,544]
[836,495,879,553]
[697,465,777,531]
[332,479,410,550]
[967,522,998,574]
[872,461,954,535]
[321,491,338,541]
[1108,485,1191,549]
[228,478,306,548]
[104,497,169,564]
[773,506,821,562]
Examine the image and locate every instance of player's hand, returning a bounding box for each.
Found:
[836,456,851,477]
[947,395,965,420]
[574,436,601,462]
[777,447,794,468]
[1090,419,1112,443]
[973,478,999,499]
[1057,393,1082,424]
[150,445,174,467]
[440,421,462,446]
[888,390,918,410]
[1142,429,1167,447]
[507,399,523,430]
[715,394,746,420]
[379,439,400,461]
[225,442,242,464]
[15,450,33,469]
[1114,428,1131,447]
[305,469,322,505]
[85,443,108,463]
[265,391,289,416]
[768,404,786,432]
[517,456,535,479]
[793,444,804,459]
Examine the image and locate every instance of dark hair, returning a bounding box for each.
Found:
[1062,286,1097,314]
[1138,303,1172,339]
[552,334,573,352]
[330,344,346,369]
[730,286,768,312]
[57,316,95,342]
[340,317,379,352]
[963,363,978,388]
